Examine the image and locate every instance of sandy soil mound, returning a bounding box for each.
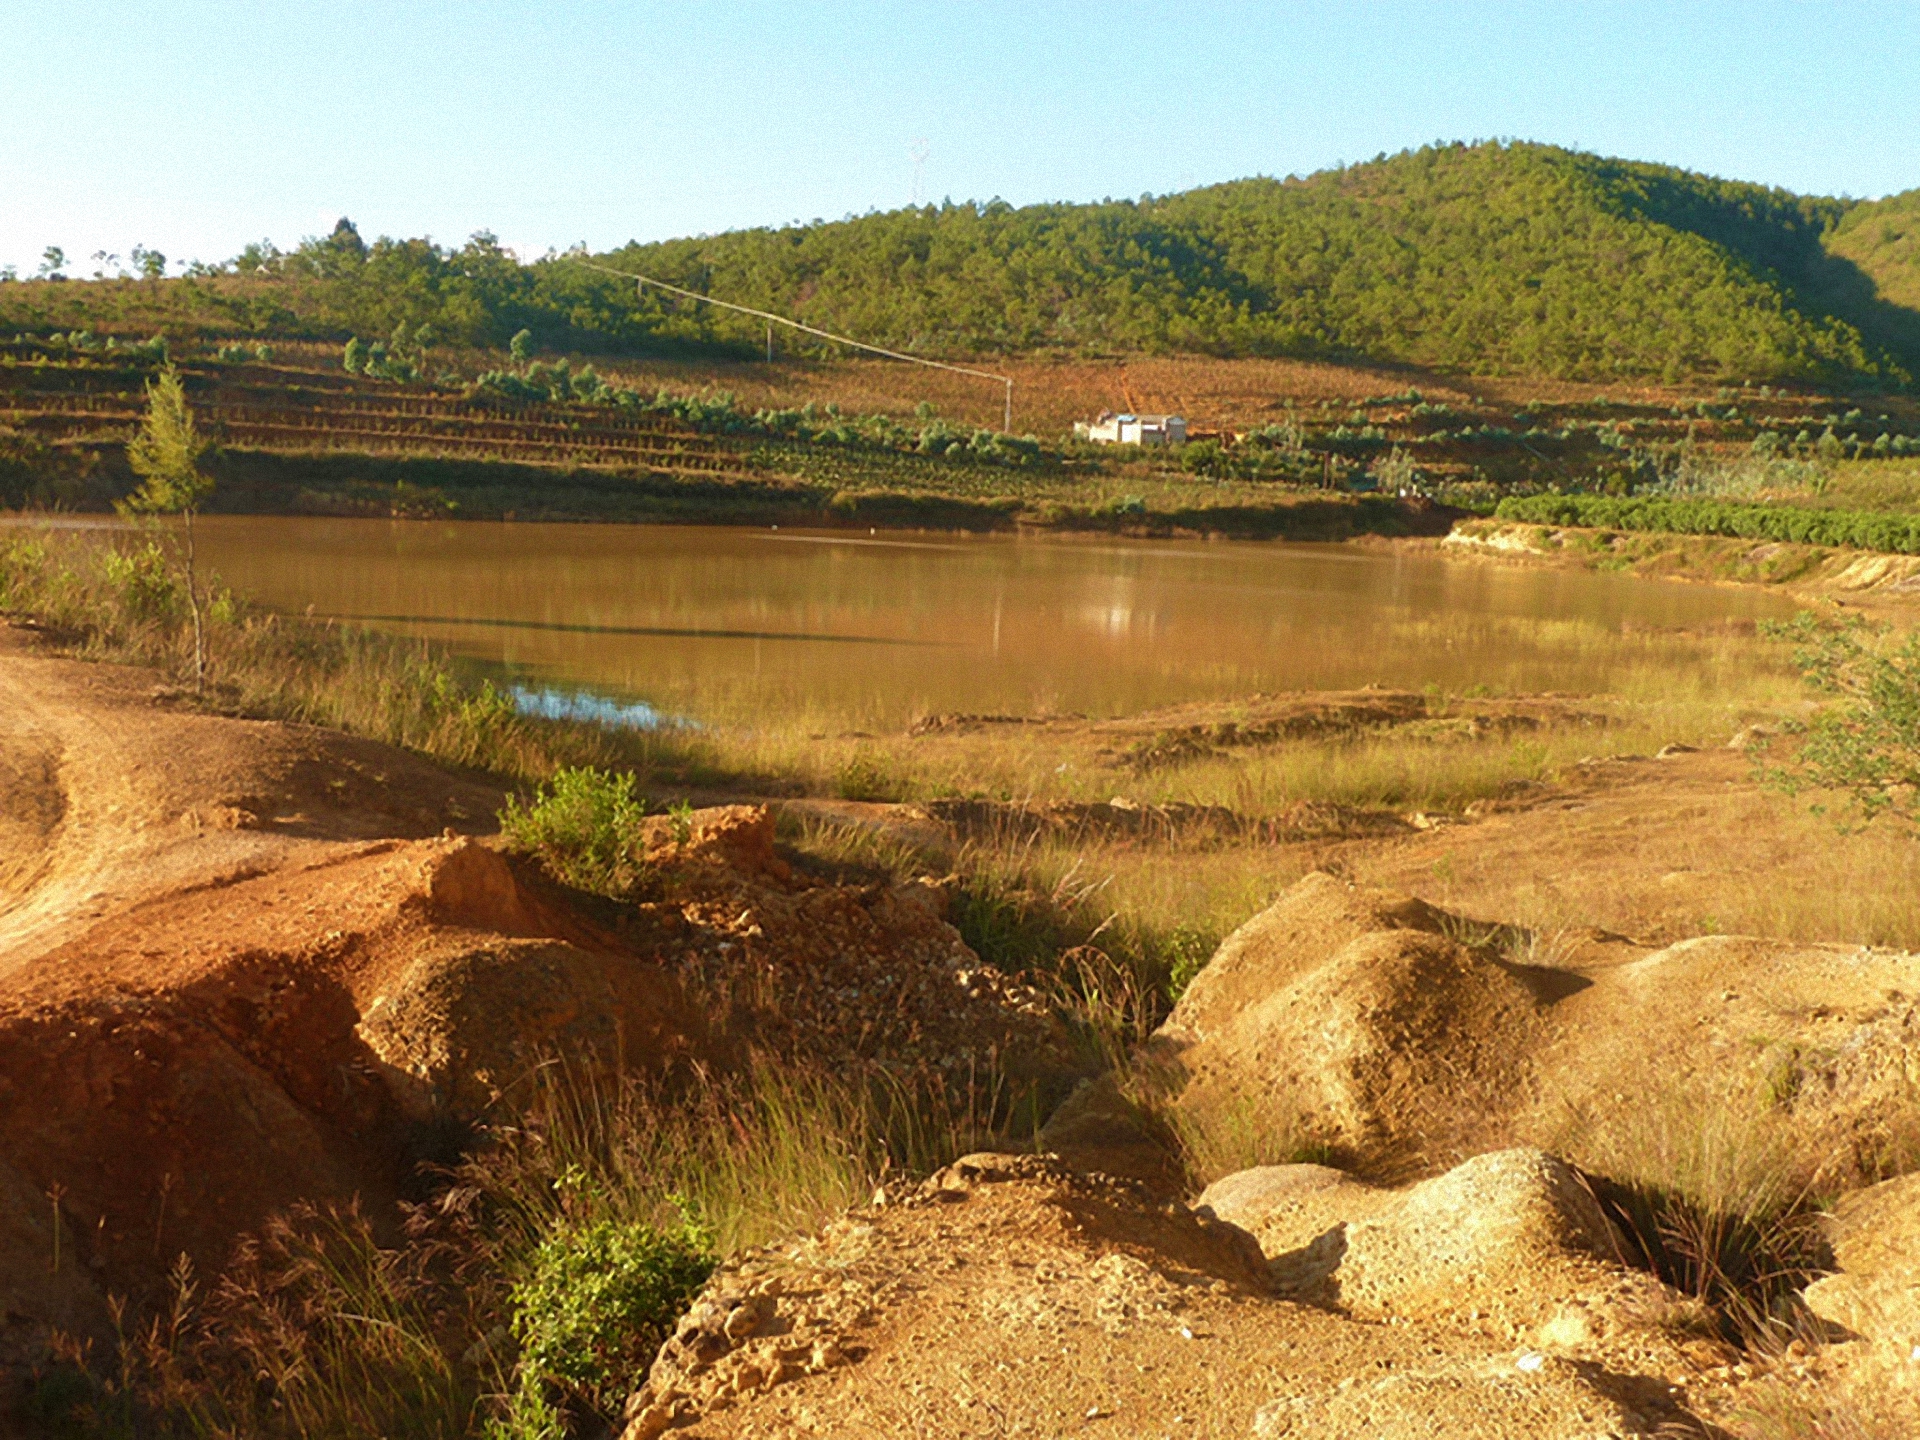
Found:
[1801,1174,1920,1421]
[1153,870,1920,1178]
[1161,872,1540,1163]
[1199,1151,1709,1371]
[0,836,701,1320]
[625,808,1067,1086]
[619,1152,1707,1439]
[0,807,1062,1335]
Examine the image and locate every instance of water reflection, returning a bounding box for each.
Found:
[192,517,1804,726]
[507,685,685,731]
[328,612,941,647]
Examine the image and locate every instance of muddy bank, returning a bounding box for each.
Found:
[1437,517,1920,604]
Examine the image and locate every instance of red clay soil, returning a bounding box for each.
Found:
[0,627,1060,1385]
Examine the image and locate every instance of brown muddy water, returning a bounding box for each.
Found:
[192,517,1803,727]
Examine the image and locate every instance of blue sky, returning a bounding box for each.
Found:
[6,1,1918,275]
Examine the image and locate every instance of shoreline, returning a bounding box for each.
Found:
[16,490,1920,611]
[1432,516,1920,608]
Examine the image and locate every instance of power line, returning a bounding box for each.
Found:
[564,253,1014,432]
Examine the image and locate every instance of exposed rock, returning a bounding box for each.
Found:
[1804,1172,1920,1414]
[618,1150,1710,1440]
[1195,1163,1393,1289]
[1201,1150,1703,1371]
[1325,1149,1679,1355]
[1158,873,1537,1161]
[1251,1352,1676,1438]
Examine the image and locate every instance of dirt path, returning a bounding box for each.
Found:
[0,627,507,977]
[0,635,290,969]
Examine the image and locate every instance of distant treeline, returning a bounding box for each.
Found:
[5,142,1918,386]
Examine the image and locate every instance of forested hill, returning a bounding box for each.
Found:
[613,143,1920,385]
[8,142,1920,388]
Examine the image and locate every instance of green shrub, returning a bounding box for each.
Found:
[1494,492,1920,555]
[499,765,650,895]
[100,541,178,621]
[1763,614,1920,828]
[1180,439,1226,477]
[835,750,904,801]
[507,1216,713,1418]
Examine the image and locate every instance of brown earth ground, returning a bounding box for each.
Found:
[0,626,1058,1383]
[4,624,1919,1435]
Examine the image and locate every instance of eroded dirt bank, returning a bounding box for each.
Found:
[1435,519,1920,606]
[0,629,1058,1399]
[3,628,1916,1436]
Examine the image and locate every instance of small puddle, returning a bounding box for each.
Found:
[507,685,692,731]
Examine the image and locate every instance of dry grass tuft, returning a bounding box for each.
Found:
[1153,1082,1337,1188]
[1553,1078,1837,1348]
[1730,1376,1912,1440]
[30,1057,1022,1439]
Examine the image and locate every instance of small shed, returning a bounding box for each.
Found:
[1074,411,1188,446]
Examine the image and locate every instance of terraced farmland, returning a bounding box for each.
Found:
[0,349,751,481]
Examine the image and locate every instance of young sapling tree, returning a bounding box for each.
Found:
[120,365,216,691]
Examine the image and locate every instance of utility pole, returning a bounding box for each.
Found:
[766,322,773,364]
[910,139,930,206]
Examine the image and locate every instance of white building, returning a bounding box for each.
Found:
[1074,410,1188,446]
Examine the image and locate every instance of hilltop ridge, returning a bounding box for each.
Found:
[6,143,1919,390]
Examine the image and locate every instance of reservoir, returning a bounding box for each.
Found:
[192,516,1802,727]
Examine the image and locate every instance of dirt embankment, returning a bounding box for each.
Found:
[1439,517,1920,604]
[621,1151,1715,1440]
[0,629,1061,1395]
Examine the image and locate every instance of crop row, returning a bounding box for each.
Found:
[202,403,722,450]
[213,421,741,472]
[1,400,748,477]
[1494,493,1920,555]
[208,387,710,436]
[0,393,732,457]
[0,392,142,416]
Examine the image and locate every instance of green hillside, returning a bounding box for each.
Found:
[5,142,1918,388]
[613,143,1918,385]
[1827,187,1920,311]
